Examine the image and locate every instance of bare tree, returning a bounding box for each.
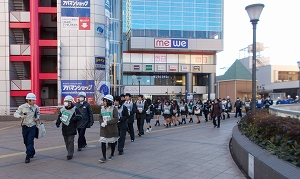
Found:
[81,60,106,105]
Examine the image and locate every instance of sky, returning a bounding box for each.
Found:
[217,0,300,75]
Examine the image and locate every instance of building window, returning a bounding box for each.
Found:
[278,71,298,82]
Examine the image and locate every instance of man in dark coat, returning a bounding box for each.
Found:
[114,96,129,155]
[234,97,242,118]
[123,93,136,142]
[56,95,82,160]
[75,92,94,151]
[135,95,148,137]
[211,98,222,128]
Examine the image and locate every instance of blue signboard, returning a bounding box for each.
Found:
[95,57,105,70]
[61,0,90,17]
[99,84,109,95]
[61,80,94,97]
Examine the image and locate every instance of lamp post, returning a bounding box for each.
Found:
[245,3,264,113]
[137,77,141,95]
[297,61,300,95]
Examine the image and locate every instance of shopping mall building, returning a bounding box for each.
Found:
[122,0,224,102]
[0,0,123,114]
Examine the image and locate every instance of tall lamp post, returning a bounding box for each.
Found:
[137,77,141,95]
[297,61,300,95]
[245,3,264,113]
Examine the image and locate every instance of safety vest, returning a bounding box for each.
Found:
[163,105,171,114]
[60,106,76,126]
[136,100,145,111]
[124,100,133,115]
[115,105,123,119]
[101,106,114,121]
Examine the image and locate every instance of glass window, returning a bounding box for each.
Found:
[167,54,178,63]
[131,29,145,37]
[183,30,195,38]
[158,30,170,37]
[145,29,157,37]
[123,76,128,85]
[196,31,207,38]
[143,54,154,63]
[179,55,190,64]
[170,30,182,38]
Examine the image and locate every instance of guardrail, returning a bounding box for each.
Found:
[269,104,300,120]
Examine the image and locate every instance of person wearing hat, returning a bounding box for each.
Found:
[99,94,119,163]
[120,94,126,105]
[114,96,129,155]
[135,94,148,137]
[56,95,82,160]
[14,93,40,163]
[75,91,94,151]
[123,93,136,142]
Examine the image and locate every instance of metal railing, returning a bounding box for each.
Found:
[269,104,300,120]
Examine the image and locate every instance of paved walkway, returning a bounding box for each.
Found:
[0,115,246,179]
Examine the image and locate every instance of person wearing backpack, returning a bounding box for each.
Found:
[234,97,242,118]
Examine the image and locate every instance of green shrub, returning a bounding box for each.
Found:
[238,108,300,167]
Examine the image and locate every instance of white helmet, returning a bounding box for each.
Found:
[78,92,86,97]
[226,96,230,99]
[104,94,114,102]
[64,95,74,102]
[26,93,36,100]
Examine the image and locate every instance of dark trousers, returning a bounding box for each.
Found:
[136,117,145,134]
[127,122,135,141]
[77,128,87,148]
[22,125,36,158]
[213,116,221,127]
[235,108,242,117]
[63,135,75,157]
[245,108,250,114]
[118,122,128,152]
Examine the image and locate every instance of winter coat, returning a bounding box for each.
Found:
[203,102,211,115]
[75,101,94,128]
[116,105,129,129]
[211,103,222,118]
[99,106,119,138]
[56,104,82,136]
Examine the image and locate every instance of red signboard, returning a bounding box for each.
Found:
[79,17,90,30]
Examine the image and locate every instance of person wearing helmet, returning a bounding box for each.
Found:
[135,95,148,137]
[99,94,119,163]
[14,93,40,163]
[56,95,82,160]
[75,91,94,151]
[123,93,136,142]
[114,96,129,155]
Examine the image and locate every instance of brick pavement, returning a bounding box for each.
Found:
[0,115,246,179]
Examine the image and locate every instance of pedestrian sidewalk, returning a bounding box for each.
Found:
[0,115,245,179]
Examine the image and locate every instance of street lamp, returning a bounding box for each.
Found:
[245,3,264,113]
[137,76,141,95]
[297,61,300,95]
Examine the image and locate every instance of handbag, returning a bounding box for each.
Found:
[35,121,46,139]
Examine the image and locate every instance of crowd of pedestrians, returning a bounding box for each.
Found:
[14,92,296,164]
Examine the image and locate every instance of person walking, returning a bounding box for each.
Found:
[234,97,242,118]
[154,99,162,126]
[56,95,82,160]
[194,100,203,123]
[14,93,40,163]
[135,95,148,137]
[203,100,211,122]
[162,100,173,128]
[114,96,129,155]
[145,98,154,132]
[211,98,222,128]
[221,98,227,120]
[171,100,181,126]
[225,97,233,118]
[188,101,194,123]
[244,98,251,114]
[179,99,188,124]
[123,93,136,142]
[99,95,119,163]
[75,92,94,151]
[264,96,273,108]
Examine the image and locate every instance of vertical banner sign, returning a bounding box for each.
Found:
[105,0,110,83]
[95,57,106,70]
[61,0,90,30]
[61,80,95,104]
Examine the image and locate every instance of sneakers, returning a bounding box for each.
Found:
[146,129,150,133]
[25,157,30,163]
[149,127,152,131]
[108,155,114,160]
[67,155,73,160]
[118,151,124,155]
[131,140,134,142]
[99,158,107,163]
[197,121,200,124]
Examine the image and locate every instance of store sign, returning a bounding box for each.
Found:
[61,80,94,98]
[193,66,201,72]
[154,39,188,48]
[181,65,188,71]
[157,65,165,71]
[133,65,140,70]
[169,65,177,71]
[155,55,166,62]
[145,65,152,71]
[195,56,208,64]
[95,57,105,70]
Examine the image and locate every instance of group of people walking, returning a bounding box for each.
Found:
[14,92,246,164]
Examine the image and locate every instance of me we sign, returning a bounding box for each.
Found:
[154,39,188,48]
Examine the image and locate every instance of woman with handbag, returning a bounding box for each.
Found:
[194,100,203,123]
[56,95,82,160]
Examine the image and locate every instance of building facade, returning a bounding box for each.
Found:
[0,0,122,114]
[122,0,224,101]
